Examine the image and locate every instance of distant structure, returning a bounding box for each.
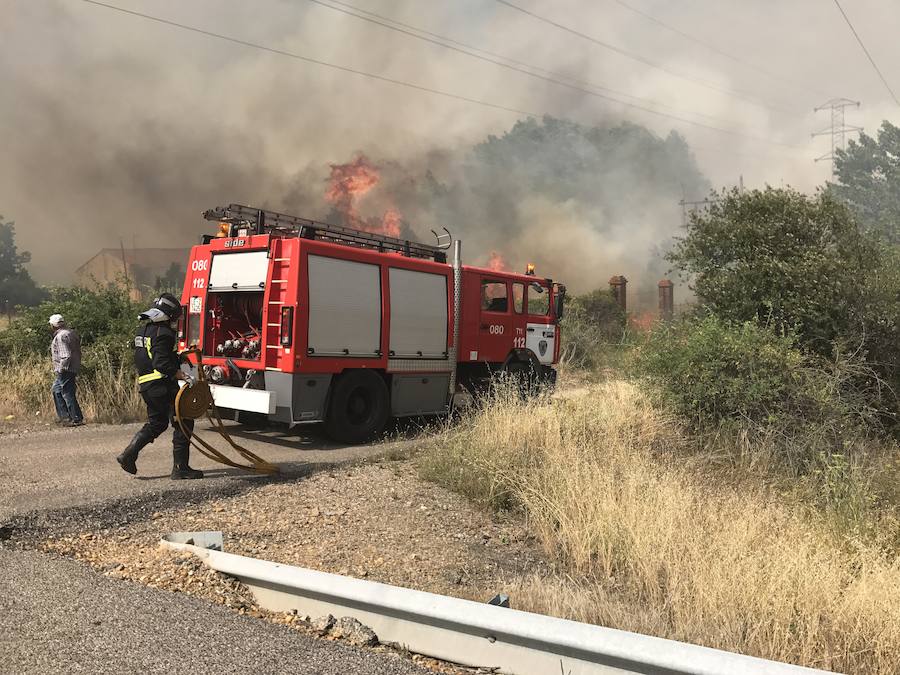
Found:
[658,279,674,321]
[76,248,190,301]
[609,275,627,312]
[812,98,862,175]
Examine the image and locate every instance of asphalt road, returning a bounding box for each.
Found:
[0,421,426,675]
[0,420,399,518]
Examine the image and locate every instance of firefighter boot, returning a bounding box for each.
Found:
[170,447,203,480]
[116,429,153,475]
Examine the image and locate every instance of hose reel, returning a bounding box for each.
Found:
[174,351,279,475]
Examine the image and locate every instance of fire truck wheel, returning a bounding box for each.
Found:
[324,370,390,444]
[504,360,541,398]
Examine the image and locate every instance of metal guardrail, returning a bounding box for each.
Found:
[162,534,837,675]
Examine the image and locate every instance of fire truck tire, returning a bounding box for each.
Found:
[504,357,554,397]
[540,365,557,391]
[324,370,390,444]
[503,360,537,398]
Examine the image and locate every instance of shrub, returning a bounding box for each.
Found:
[668,186,900,426]
[636,315,804,424]
[1,350,143,424]
[633,314,879,471]
[560,288,627,370]
[0,285,140,361]
[668,187,877,354]
[0,285,144,423]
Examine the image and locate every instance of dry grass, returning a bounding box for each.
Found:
[0,352,143,424]
[419,381,900,674]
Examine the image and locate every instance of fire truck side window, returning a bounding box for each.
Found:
[528,283,550,315]
[512,283,524,313]
[481,281,508,313]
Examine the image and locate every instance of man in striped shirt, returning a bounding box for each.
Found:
[49,314,84,427]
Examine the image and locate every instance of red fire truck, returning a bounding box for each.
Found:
[178,204,565,443]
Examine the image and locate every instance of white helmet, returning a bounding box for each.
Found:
[139,293,181,323]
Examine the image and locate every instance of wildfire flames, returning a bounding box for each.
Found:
[486,251,507,272]
[629,310,657,332]
[325,154,402,238]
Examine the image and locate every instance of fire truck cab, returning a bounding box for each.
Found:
[179,204,565,443]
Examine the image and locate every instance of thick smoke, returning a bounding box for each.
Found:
[320,117,708,296]
[3,0,897,293]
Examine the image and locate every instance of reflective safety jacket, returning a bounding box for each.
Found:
[134,322,182,392]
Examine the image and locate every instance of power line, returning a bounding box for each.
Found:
[321,0,743,127]
[306,0,799,145]
[831,0,900,108]
[607,0,829,98]
[75,0,799,159]
[492,0,797,115]
[77,0,535,118]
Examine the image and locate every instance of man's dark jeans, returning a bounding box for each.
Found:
[52,370,83,423]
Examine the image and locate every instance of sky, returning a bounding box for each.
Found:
[2,0,898,285]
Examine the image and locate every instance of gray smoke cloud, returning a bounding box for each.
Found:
[2,0,898,297]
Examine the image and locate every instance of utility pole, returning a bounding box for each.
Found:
[812,98,862,175]
[119,238,130,287]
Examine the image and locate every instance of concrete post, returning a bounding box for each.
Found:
[658,279,674,321]
[609,276,627,312]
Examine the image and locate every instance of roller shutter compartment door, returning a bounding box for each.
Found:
[388,268,448,359]
[307,255,381,357]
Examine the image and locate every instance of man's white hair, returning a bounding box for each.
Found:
[48,314,65,327]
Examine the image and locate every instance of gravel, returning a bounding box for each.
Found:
[38,462,549,606]
[0,548,432,675]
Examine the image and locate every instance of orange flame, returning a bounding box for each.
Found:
[629,310,657,332]
[486,251,507,272]
[379,207,402,238]
[326,155,379,210]
[325,154,404,237]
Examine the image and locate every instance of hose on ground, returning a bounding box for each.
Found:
[174,354,279,475]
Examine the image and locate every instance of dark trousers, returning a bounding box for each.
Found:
[139,382,194,464]
[52,371,83,423]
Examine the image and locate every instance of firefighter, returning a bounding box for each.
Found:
[116,293,203,480]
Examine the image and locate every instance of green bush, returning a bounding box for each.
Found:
[668,187,878,353]
[0,285,140,363]
[635,315,802,423]
[634,315,878,470]
[854,244,900,419]
[0,285,146,423]
[0,284,141,393]
[668,186,900,427]
[560,288,627,369]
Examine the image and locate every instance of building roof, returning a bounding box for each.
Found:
[76,248,191,275]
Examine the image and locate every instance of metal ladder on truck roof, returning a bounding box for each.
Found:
[203,203,452,263]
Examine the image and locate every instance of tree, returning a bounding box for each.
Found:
[667,187,879,355]
[0,217,43,310]
[829,121,900,244]
[667,186,900,424]
[154,262,185,297]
